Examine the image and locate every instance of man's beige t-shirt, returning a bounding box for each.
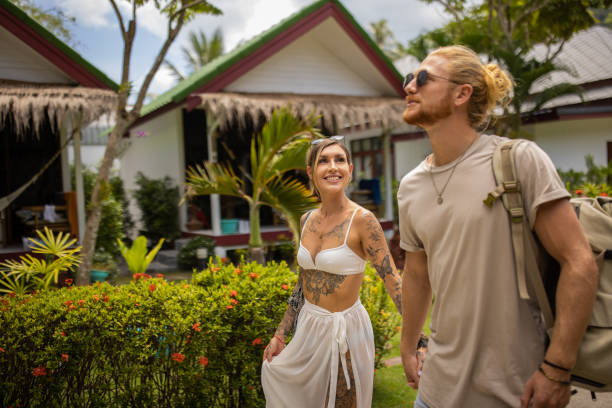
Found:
[397,134,570,408]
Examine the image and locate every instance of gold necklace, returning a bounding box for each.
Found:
[429,159,459,205]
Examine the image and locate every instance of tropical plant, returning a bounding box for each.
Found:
[117,236,165,276]
[164,27,224,82]
[177,236,216,270]
[184,108,322,264]
[132,172,180,246]
[558,155,612,196]
[0,228,81,295]
[77,0,222,286]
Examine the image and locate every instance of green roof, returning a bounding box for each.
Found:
[140,0,402,117]
[0,0,118,91]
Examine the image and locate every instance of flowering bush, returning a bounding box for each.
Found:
[0,259,398,406]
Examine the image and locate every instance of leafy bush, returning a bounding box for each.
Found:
[77,167,126,256]
[0,260,399,407]
[360,265,402,368]
[133,172,180,246]
[558,155,612,197]
[178,236,216,270]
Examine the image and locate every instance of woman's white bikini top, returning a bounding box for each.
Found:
[297,208,366,275]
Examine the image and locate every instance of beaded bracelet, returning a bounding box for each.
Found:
[543,359,571,373]
[273,334,285,344]
[539,366,571,386]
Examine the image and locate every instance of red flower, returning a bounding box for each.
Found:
[69,305,75,310]
[252,338,262,346]
[8,292,15,298]
[601,192,609,197]
[133,273,143,280]
[149,284,157,292]
[64,278,73,285]
[249,272,258,279]
[77,299,85,306]
[171,353,185,363]
[221,257,229,263]
[60,331,66,337]
[230,298,238,305]
[0,346,5,352]
[575,189,584,195]
[63,300,73,306]
[102,295,110,303]
[32,366,47,377]
[192,322,201,332]
[234,268,241,275]
[199,356,209,367]
[143,274,152,280]
[226,305,233,310]
[61,354,69,362]
[229,290,238,297]
[155,273,164,278]
[281,284,289,290]
[93,295,100,302]
[211,267,220,272]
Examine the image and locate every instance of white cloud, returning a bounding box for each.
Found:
[146,65,178,96]
[57,0,114,28]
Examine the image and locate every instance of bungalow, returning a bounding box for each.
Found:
[122,0,419,256]
[0,0,118,258]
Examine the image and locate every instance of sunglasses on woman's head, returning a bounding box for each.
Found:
[402,69,462,89]
[311,135,345,145]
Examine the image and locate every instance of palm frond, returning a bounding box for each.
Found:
[264,137,311,181]
[529,82,584,112]
[185,162,246,200]
[260,177,318,244]
[163,59,185,82]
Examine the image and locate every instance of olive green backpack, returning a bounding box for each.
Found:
[484,139,612,393]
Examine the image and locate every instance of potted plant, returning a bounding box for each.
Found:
[91,251,117,283]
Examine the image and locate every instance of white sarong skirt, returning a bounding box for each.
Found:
[261,298,375,408]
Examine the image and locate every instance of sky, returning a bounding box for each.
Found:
[43,0,450,97]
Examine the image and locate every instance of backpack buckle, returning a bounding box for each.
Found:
[503,181,520,193]
[510,207,524,223]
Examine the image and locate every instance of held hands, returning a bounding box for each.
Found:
[263,335,285,363]
[401,345,427,389]
[520,364,571,408]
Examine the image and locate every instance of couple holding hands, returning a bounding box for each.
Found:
[260,45,598,408]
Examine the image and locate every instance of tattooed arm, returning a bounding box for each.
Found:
[357,210,402,313]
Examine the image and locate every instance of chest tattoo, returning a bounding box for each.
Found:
[302,269,347,303]
[307,216,349,241]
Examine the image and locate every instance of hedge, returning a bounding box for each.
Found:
[0,260,399,407]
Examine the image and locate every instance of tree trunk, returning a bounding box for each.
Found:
[247,202,266,265]
[76,121,128,285]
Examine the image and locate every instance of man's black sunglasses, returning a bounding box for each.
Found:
[402,69,462,89]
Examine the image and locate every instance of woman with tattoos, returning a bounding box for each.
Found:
[261,136,402,408]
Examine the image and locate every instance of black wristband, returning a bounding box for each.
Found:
[542,359,571,373]
[539,366,571,386]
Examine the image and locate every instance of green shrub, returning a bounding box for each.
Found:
[360,265,402,368]
[133,172,180,246]
[558,155,612,197]
[177,236,216,270]
[0,260,399,407]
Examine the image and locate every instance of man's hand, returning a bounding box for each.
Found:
[401,347,425,389]
[263,336,285,363]
[520,368,571,408]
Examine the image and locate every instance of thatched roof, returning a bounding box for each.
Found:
[0,80,117,135]
[188,92,407,131]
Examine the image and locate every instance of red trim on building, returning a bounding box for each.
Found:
[183,220,395,247]
[0,6,108,88]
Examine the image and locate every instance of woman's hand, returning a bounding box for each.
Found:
[263,336,285,362]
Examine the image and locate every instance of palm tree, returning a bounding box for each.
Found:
[164,28,224,82]
[184,108,323,264]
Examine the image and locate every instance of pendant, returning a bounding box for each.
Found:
[437,196,443,205]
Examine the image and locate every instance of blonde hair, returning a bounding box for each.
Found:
[429,45,513,129]
[306,138,352,200]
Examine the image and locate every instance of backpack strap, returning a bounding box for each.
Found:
[485,139,555,331]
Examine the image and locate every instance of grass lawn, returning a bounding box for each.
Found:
[373,364,417,407]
